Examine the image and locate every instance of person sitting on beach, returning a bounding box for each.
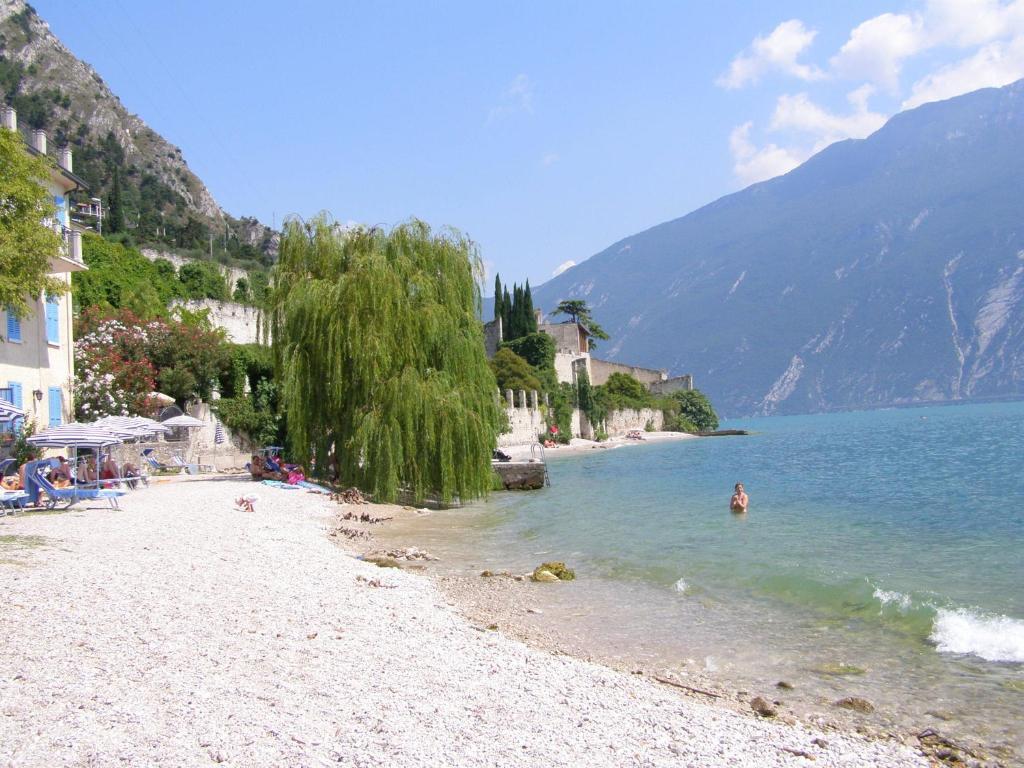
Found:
[100,455,120,484]
[730,482,748,513]
[286,465,306,485]
[122,461,141,490]
[51,456,74,487]
[78,456,98,485]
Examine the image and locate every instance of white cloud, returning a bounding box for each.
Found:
[729,122,806,186]
[830,13,926,92]
[488,74,534,121]
[541,152,559,167]
[552,260,576,277]
[717,20,824,89]
[770,87,887,147]
[904,34,1024,106]
[924,0,1024,47]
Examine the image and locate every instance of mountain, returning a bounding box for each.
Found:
[532,80,1024,416]
[0,0,275,267]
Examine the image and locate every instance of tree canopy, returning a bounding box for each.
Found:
[0,126,64,319]
[490,348,542,394]
[494,274,537,341]
[270,215,503,504]
[673,389,719,432]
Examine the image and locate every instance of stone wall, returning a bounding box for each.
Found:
[170,299,265,345]
[483,318,502,358]
[590,357,667,387]
[602,407,664,437]
[497,389,545,447]
[649,374,694,395]
[140,249,248,296]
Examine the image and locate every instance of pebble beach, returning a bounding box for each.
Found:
[0,478,931,767]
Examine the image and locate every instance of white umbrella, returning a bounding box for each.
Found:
[28,423,126,448]
[95,415,170,438]
[161,415,205,428]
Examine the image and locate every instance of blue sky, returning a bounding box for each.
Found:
[32,0,1024,289]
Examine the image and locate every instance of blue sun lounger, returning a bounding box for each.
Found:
[25,461,127,510]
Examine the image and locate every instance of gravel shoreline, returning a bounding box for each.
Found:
[0,478,930,766]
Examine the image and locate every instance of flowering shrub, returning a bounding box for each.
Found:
[73,307,228,420]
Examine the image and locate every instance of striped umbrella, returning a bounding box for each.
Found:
[0,399,25,424]
[214,419,226,445]
[95,415,170,438]
[27,422,127,448]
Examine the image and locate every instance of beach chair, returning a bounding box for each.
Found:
[0,490,28,515]
[0,457,15,477]
[28,467,126,510]
[171,455,205,474]
[141,449,171,472]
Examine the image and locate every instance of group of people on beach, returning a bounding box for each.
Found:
[1,454,141,492]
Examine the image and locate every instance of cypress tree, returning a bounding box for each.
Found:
[502,286,512,337]
[107,167,125,234]
[524,279,537,333]
[269,214,504,504]
[493,273,503,321]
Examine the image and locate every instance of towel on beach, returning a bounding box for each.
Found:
[261,480,301,490]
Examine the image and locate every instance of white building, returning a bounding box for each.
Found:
[1,106,90,436]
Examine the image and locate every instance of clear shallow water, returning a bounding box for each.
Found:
[387,402,1024,753]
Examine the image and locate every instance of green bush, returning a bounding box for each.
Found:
[501,332,554,371]
[673,389,719,432]
[490,348,541,394]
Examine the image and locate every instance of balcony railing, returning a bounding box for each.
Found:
[60,226,83,263]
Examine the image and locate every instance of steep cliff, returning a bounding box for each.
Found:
[0,0,274,265]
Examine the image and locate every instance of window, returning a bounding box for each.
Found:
[45,296,60,345]
[48,387,63,427]
[7,382,23,409]
[5,307,21,343]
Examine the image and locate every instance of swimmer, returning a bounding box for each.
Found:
[730,482,748,513]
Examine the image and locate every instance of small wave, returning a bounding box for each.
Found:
[673,578,688,594]
[872,587,912,612]
[931,609,1024,663]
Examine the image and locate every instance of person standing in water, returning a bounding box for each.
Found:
[730,482,748,513]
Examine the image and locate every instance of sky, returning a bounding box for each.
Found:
[31,0,1024,289]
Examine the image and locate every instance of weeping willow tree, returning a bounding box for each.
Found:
[269,214,503,504]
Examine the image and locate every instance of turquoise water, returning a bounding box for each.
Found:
[388,402,1024,752]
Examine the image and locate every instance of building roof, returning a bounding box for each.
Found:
[25,143,89,192]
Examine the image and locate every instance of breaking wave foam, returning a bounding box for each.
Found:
[872,587,912,612]
[673,578,688,594]
[930,609,1024,663]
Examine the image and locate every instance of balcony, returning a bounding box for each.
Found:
[49,226,87,274]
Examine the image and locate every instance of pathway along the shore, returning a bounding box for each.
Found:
[0,479,929,767]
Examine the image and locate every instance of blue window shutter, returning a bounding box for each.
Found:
[48,387,63,427]
[6,308,21,342]
[8,382,23,409]
[46,297,60,345]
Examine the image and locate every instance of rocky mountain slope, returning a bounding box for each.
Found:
[532,80,1024,416]
[0,0,274,266]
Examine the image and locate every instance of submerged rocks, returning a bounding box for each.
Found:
[835,697,875,714]
[814,663,866,677]
[775,681,794,690]
[530,562,575,582]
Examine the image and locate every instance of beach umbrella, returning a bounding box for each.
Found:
[95,415,170,438]
[0,399,25,424]
[27,423,126,448]
[161,414,205,428]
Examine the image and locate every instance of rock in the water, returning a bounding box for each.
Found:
[835,697,875,714]
[531,561,575,581]
[750,696,777,717]
[480,570,493,577]
[815,663,866,677]
[531,569,559,583]
[776,681,794,690]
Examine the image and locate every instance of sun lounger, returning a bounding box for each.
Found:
[0,490,28,514]
[30,469,126,510]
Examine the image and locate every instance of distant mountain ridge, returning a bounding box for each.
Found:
[531,80,1024,416]
[0,0,275,266]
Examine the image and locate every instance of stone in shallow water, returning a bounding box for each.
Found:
[531,561,575,581]
[835,697,875,714]
[814,663,866,677]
